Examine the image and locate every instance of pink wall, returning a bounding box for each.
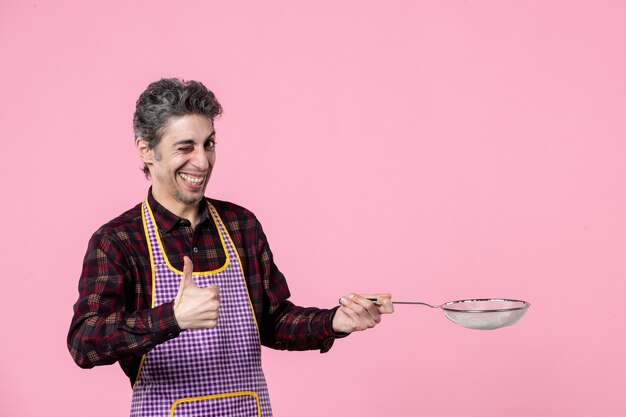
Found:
[1,1,625,415]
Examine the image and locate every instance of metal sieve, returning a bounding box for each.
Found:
[371,298,530,330]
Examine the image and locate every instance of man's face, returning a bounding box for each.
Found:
[141,114,216,211]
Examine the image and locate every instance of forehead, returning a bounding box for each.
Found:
[160,114,214,143]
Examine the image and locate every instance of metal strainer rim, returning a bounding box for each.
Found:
[441,298,530,313]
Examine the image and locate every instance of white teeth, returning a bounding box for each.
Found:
[179,173,203,184]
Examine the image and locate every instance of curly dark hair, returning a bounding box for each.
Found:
[133,78,223,177]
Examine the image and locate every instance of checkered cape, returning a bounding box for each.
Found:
[130,201,272,417]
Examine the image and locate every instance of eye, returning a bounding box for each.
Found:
[205,140,216,149]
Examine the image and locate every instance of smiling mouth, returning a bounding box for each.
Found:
[178,172,205,185]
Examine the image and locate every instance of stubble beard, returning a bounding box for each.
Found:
[175,188,204,206]
[175,174,209,206]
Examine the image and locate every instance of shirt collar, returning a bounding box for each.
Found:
[147,188,210,233]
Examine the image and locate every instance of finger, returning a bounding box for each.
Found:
[377,294,394,314]
[338,304,377,330]
[202,298,221,313]
[348,293,381,320]
[205,284,220,299]
[182,256,196,287]
[362,293,395,314]
[204,319,218,329]
[175,256,194,306]
[337,306,361,332]
[198,301,221,317]
[339,296,379,327]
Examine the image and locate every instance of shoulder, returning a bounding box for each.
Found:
[89,202,144,248]
[206,198,265,243]
[207,198,259,224]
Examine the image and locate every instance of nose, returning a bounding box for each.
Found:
[190,145,212,171]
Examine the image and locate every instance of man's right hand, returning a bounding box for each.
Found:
[173,256,220,330]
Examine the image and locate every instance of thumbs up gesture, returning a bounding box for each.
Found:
[173,256,221,330]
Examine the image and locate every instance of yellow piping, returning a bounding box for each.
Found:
[144,198,230,275]
[208,204,262,340]
[133,202,157,388]
[170,391,261,417]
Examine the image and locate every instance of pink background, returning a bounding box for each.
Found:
[1,1,625,416]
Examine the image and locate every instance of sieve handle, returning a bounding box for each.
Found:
[366,297,440,308]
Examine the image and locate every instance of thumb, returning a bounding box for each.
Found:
[182,256,196,287]
[175,256,195,306]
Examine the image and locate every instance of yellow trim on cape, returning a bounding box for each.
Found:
[144,197,230,275]
[170,390,261,417]
[132,202,157,388]
[207,203,261,342]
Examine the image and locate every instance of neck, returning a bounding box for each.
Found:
[151,188,202,227]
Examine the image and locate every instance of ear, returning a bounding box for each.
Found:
[136,138,154,166]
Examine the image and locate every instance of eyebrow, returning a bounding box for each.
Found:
[172,131,216,147]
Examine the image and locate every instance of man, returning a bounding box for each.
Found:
[68,78,393,417]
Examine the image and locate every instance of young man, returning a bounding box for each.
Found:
[68,78,393,416]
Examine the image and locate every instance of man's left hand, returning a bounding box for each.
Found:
[332,293,394,334]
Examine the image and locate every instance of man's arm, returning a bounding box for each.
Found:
[67,232,180,368]
[253,219,392,353]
